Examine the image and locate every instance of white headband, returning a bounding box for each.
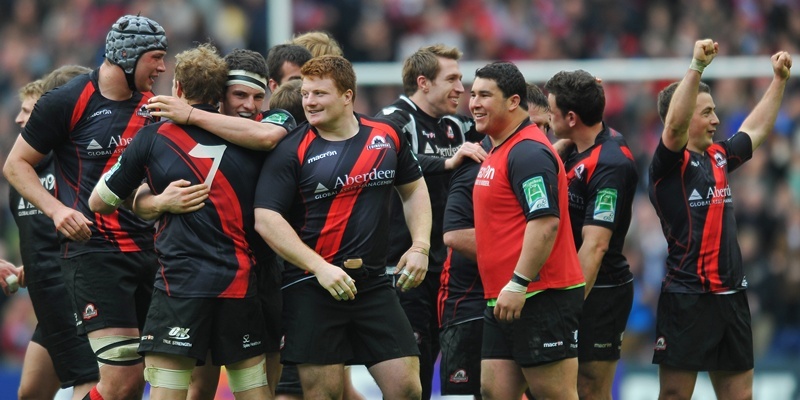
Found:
[227,69,267,92]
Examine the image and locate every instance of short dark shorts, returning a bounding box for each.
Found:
[257,257,282,353]
[138,289,266,366]
[578,281,634,362]
[61,251,157,335]
[281,277,419,365]
[652,291,753,371]
[482,287,582,368]
[28,271,98,388]
[439,318,483,396]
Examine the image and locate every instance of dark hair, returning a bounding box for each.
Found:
[474,62,528,111]
[224,49,267,79]
[266,44,312,84]
[657,81,712,123]
[544,70,604,126]
[301,55,357,102]
[526,83,549,111]
[269,79,305,123]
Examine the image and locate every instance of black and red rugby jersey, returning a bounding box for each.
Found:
[564,125,638,287]
[9,154,61,280]
[438,144,487,327]
[377,96,480,271]
[21,69,155,257]
[254,113,422,286]
[102,105,263,299]
[648,132,753,294]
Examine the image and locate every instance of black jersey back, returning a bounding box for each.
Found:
[102,105,262,298]
[564,125,637,286]
[438,152,486,328]
[648,132,752,294]
[8,153,60,278]
[377,96,480,271]
[21,69,156,257]
[254,113,422,285]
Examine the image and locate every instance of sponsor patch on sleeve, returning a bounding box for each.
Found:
[593,188,617,222]
[522,176,549,213]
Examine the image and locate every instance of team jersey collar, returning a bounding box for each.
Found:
[490,118,532,151]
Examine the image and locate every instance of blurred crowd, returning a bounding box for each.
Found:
[2,0,800,368]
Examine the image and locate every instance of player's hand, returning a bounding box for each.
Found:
[17,265,26,289]
[395,247,428,292]
[52,206,93,242]
[445,142,487,170]
[0,260,22,296]
[146,96,193,124]
[693,39,718,66]
[772,51,792,81]
[494,290,525,323]
[155,180,209,214]
[315,263,357,301]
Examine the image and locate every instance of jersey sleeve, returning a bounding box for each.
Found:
[443,161,480,233]
[507,140,561,221]
[722,131,754,173]
[583,151,636,230]
[649,138,684,182]
[254,138,301,214]
[20,88,75,154]
[392,124,424,186]
[102,127,156,200]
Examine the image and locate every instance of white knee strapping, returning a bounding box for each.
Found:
[143,366,192,390]
[227,359,268,393]
[89,335,142,366]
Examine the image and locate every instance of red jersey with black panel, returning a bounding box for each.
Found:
[473,121,584,299]
[564,125,637,287]
[648,132,752,294]
[254,114,423,286]
[21,69,156,257]
[101,105,262,299]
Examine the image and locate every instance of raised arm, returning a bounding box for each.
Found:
[661,39,718,152]
[739,51,792,151]
[146,95,290,150]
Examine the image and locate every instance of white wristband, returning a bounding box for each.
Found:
[689,58,707,74]
[501,280,528,294]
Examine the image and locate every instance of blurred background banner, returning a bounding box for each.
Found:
[1,1,799,399]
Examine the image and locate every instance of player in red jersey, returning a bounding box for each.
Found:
[470,62,584,400]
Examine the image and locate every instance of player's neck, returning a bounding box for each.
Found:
[488,113,528,148]
[98,62,134,101]
[408,93,442,119]
[572,122,604,153]
[315,112,360,141]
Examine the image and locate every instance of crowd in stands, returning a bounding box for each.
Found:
[1,0,800,368]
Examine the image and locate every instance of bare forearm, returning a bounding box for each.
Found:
[443,229,477,261]
[4,158,64,218]
[132,185,163,220]
[740,77,788,150]
[191,109,287,150]
[514,216,558,280]
[255,209,329,274]
[398,179,432,247]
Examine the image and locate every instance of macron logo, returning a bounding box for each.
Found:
[688,189,703,201]
[87,139,103,150]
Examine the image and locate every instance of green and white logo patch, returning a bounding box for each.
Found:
[264,111,290,125]
[593,188,617,222]
[522,176,549,213]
